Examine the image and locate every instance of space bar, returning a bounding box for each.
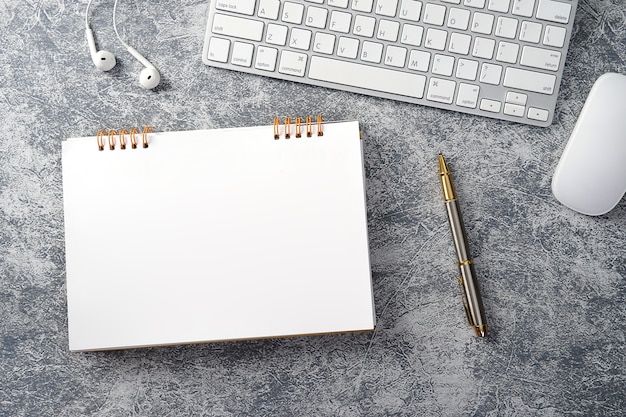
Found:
[309,56,426,98]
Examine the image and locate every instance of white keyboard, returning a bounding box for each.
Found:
[203,0,577,126]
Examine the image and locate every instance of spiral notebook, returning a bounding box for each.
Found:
[62,118,375,352]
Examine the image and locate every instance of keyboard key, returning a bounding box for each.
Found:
[480,98,502,112]
[536,0,572,24]
[504,103,525,116]
[543,25,567,47]
[427,77,456,104]
[511,0,535,16]
[361,41,384,62]
[424,28,447,50]
[266,24,288,45]
[472,37,495,59]
[520,46,561,71]
[399,0,422,21]
[305,7,329,28]
[487,0,510,13]
[506,91,527,105]
[400,24,424,46]
[479,63,502,84]
[258,0,281,19]
[375,0,400,17]
[354,15,377,37]
[231,42,254,67]
[464,0,486,8]
[432,54,455,76]
[471,12,494,34]
[290,28,313,50]
[408,50,431,71]
[215,0,256,15]
[503,67,556,94]
[456,58,479,80]
[255,46,279,71]
[278,50,308,76]
[207,37,230,62]
[337,37,360,58]
[309,56,427,97]
[377,19,401,41]
[282,2,305,24]
[212,14,264,41]
[527,107,549,121]
[330,11,353,33]
[313,32,336,54]
[496,41,519,63]
[329,0,350,6]
[385,45,408,67]
[519,21,542,43]
[423,4,446,25]
[495,16,518,39]
[449,33,471,54]
[456,83,480,108]
[447,8,471,30]
[352,0,375,12]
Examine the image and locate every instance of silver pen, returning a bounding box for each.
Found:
[438,154,488,337]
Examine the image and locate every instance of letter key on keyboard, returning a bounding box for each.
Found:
[203,0,578,126]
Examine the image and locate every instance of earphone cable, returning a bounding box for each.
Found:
[112,0,130,50]
[85,0,94,29]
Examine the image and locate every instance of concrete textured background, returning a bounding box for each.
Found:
[1,0,625,416]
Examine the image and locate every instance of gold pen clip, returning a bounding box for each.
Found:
[457,276,474,327]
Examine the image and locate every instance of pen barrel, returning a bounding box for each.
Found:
[445,201,471,263]
[445,200,487,334]
[459,261,487,329]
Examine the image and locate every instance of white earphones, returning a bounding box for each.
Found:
[113,0,161,89]
[125,46,161,90]
[85,0,160,89]
[85,0,116,71]
[85,28,116,71]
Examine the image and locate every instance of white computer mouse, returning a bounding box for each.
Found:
[552,73,626,216]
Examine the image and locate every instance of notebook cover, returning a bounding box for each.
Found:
[62,121,375,351]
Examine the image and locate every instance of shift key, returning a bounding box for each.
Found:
[503,68,556,94]
[212,14,264,42]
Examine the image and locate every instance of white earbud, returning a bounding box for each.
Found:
[126,46,160,89]
[86,27,116,71]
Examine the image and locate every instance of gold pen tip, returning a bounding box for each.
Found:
[475,325,488,337]
[438,153,449,175]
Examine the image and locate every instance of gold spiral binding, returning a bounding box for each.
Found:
[142,126,151,148]
[273,118,280,140]
[274,115,324,139]
[96,126,152,150]
[284,117,291,139]
[96,130,106,151]
[306,116,313,137]
[108,130,117,150]
[129,128,139,149]
[317,115,323,136]
[295,117,302,138]
[119,129,128,150]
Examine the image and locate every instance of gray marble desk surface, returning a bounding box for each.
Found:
[1,1,625,416]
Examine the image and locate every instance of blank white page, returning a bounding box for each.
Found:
[62,121,375,351]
